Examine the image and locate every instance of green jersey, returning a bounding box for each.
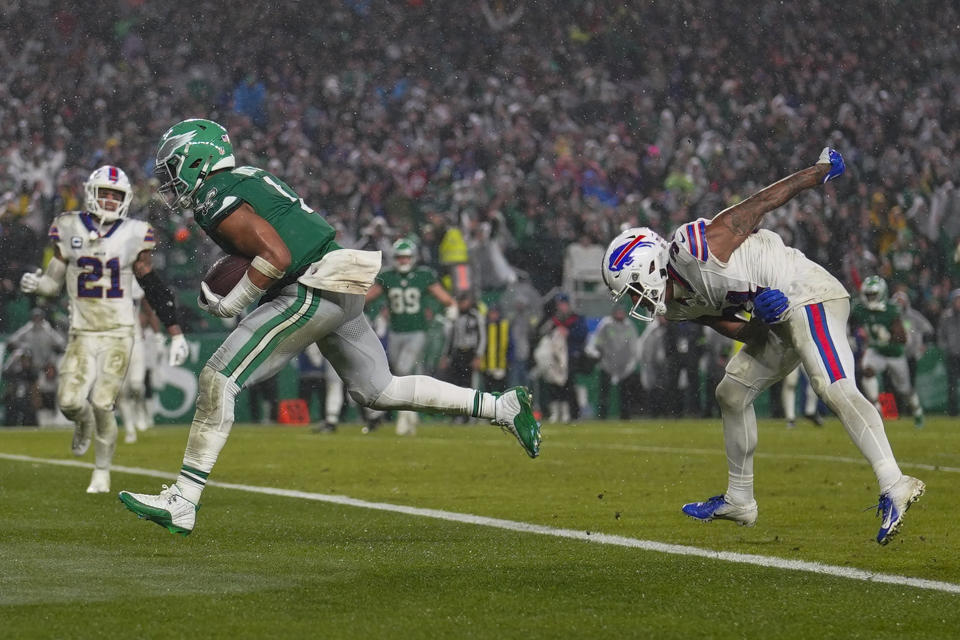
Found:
[192,166,340,277]
[377,266,439,333]
[851,301,904,357]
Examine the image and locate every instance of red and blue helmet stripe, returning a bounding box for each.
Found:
[608,234,656,272]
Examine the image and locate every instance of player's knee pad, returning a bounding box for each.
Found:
[57,386,88,419]
[348,374,393,408]
[715,375,754,413]
[193,366,238,434]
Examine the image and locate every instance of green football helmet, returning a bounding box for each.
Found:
[393,238,417,273]
[860,275,888,311]
[154,119,235,211]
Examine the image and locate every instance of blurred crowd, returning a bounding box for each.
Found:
[2,0,959,421]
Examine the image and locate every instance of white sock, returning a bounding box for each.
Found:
[372,375,497,419]
[92,408,118,470]
[820,378,902,490]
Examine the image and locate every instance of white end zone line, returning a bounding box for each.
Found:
[3,452,958,596]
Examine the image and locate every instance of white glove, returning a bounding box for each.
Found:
[168,333,189,366]
[20,269,42,293]
[198,282,232,318]
[444,304,459,321]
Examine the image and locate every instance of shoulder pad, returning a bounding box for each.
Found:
[671,220,709,263]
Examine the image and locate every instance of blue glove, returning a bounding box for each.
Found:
[754,288,789,324]
[817,147,845,183]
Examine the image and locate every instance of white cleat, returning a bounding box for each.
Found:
[491,387,541,458]
[124,430,137,444]
[876,475,925,545]
[681,494,759,527]
[71,422,92,457]
[86,469,111,494]
[118,484,198,536]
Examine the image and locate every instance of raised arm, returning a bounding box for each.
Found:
[705,148,844,263]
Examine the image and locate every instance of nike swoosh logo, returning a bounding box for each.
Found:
[881,505,896,530]
[213,196,238,217]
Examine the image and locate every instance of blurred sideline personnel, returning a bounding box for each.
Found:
[937,289,960,416]
[119,119,541,535]
[116,280,160,443]
[440,291,485,424]
[850,276,924,428]
[365,238,457,435]
[890,290,934,408]
[585,304,640,420]
[480,304,510,393]
[20,165,188,492]
[299,343,344,434]
[601,148,924,545]
[781,364,823,429]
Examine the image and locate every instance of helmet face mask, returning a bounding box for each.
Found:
[860,275,888,311]
[392,238,417,274]
[84,165,133,223]
[155,119,235,212]
[602,227,670,321]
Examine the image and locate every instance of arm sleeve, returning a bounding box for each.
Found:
[135,270,179,328]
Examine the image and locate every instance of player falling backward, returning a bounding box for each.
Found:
[119,119,541,535]
[19,166,189,493]
[602,148,924,545]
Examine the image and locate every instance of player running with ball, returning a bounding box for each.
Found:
[119,119,541,536]
[601,148,923,545]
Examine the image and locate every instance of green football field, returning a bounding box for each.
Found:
[1,416,958,639]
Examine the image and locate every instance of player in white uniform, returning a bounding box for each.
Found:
[117,279,157,443]
[20,166,190,492]
[601,148,924,545]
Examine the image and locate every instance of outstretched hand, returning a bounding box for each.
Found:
[817,147,845,183]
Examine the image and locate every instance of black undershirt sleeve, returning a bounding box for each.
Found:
[136,270,179,328]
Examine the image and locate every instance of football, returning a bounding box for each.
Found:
[202,254,251,299]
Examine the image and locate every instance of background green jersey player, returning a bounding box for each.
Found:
[118,119,540,536]
[850,276,923,427]
[365,238,456,435]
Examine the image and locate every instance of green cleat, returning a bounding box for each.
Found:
[914,413,925,429]
[492,386,542,458]
[118,484,198,536]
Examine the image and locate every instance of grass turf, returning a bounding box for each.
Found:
[1,416,958,639]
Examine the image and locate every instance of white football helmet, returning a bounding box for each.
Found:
[860,275,888,311]
[393,238,417,274]
[601,227,670,321]
[84,165,133,222]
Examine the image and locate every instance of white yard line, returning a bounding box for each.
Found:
[2,452,957,596]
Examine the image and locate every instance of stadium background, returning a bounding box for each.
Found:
[1,0,958,423]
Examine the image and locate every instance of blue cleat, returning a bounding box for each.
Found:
[875,475,925,545]
[681,494,758,527]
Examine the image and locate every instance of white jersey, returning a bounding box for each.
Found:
[664,218,847,322]
[49,212,156,335]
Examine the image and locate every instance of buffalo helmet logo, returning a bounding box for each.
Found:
[607,235,654,273]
